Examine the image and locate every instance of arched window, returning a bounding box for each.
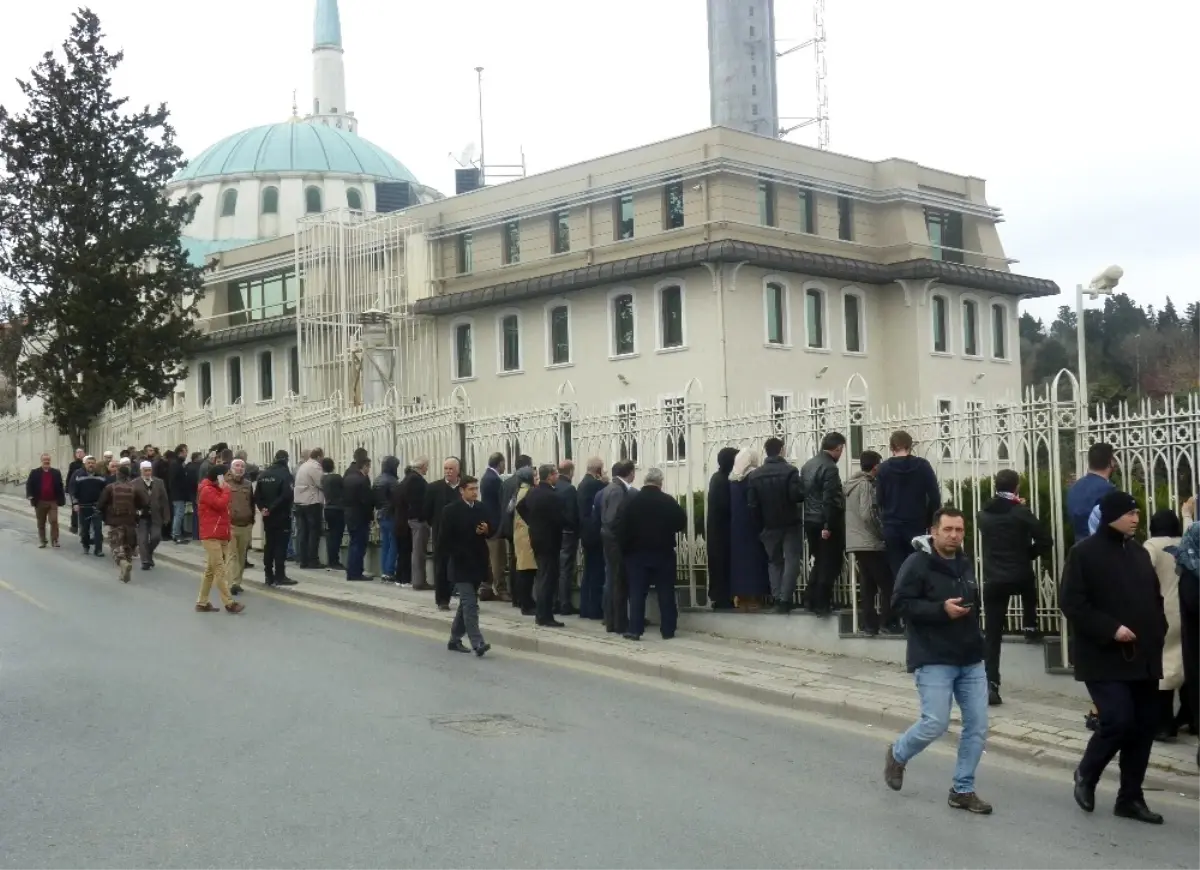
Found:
[305,186,323,214]
[220,189,237,217]
[261,186,279,215]
[931,293,950,353]
[346,188,363,210]
[962,297,980,356]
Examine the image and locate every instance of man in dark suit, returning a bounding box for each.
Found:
[26,453,66,548]
[554,459,580,615]
[600,459,637,634]
[479,452,506,601]
[516,463,566,628]
[576,458,607,620]
[254,450,296,586]
[424,456,462,609]
[621,467,687,641]
[439,475,492,657]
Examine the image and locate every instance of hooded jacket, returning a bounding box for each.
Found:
[372,456,400,521]
[876,454,941,538]
[976,495,1052,589]
[843,471,884,552]
[1066,472,1115,543]
[891,535,985,672]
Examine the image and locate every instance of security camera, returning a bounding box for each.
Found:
[692,183,703,192]
[1088,265,1123,293]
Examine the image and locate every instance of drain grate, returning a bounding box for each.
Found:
[429,713,552,737]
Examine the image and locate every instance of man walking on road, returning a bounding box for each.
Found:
[440,475,492,657]
[746,437,804,614]
[136,460,170,570]
[884,507,992,815]
[26,453,66,548]
[72,456,108,557]
[293,447,325,569]
[97,465,149,583]
[517,463,567,628]
[1061,490,1166,825]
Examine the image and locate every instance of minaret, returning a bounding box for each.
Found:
[707,0,779,137]
[310,0,357,133]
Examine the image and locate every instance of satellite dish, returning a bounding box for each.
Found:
[459,142,478,166]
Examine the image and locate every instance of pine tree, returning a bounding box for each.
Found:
[0,9,202,450]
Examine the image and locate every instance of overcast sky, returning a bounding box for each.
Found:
[2,0,1196,323]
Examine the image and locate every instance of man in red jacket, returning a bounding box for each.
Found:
[196,464,244,614]
[26,453,66,548]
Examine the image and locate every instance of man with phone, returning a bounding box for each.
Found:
[884,507,991,815]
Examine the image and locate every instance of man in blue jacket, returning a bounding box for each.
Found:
[876,430,942,581]
[1066,443,1116,543]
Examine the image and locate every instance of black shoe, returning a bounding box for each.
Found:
[275,577,297,586]
[1073,769,1095,812]
[521,607,537,616]
[149,559,155,568]
[328,562,346,571]
[265,577,276,586]
[537,618,566,628]
[437,603,451,612]
[622,632,642,641]
[1114,798,1163,825]
[141,563,152,570]
[245,561,255,569]
[1023,627,1043,643]
[381,574,395,584]
[1153,726,1178,743]
[559,605,577,616]
[94,551,104,557]
[475,643,491,658]
[346,575,373,582]
[447,639,470,654]
[772,602,790,615]
[230,584,243,596]
[988,682,1002,706]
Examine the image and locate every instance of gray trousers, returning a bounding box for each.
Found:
[137,518,162,566]
[450,581,485,649]
[409,520,431,587]
[558,530,579,611]
[760,524,804,604]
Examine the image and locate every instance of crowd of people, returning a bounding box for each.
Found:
[24,430,1200,819]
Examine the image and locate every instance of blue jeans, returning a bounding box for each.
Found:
[287,513,297,559]
[346,523,369,579]
[379,521,397,578]
[893,661,989,794]
[171,500,188,541]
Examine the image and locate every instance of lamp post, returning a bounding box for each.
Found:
[1075,264,1124,416]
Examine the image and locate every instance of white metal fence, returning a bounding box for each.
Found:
[1,372,1196,641]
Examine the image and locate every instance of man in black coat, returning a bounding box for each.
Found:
[576,458,607,620]
[620,467,688,640]
[391,460,427,586]
[554,459,580,616]
[1061,490,1167,825]
[66,448,84,534]
[424,456,462,609]
[439,475,491,657]
[26,453,66,548]
[342,455,375,582]
[799,432,847,616]
[478,452,506,601]
[254,450,296,586]
[977,469,1053,705]
[516,463,566,628]
[747,437,805,614]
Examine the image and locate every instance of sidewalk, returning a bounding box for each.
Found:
[6,494,1197,794]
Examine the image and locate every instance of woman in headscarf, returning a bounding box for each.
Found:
[1144,508,1184,740]
[705,447,740,610]
[729,448,770,611]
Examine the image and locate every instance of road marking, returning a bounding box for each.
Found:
[0,579,50,611]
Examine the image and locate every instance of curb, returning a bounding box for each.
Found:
[3,499,1196,798]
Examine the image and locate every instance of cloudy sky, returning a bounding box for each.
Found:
[2,0,1196,323]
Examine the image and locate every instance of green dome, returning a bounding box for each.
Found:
[173,122,418,184]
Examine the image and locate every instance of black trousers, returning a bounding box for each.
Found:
[514,568,536,611]
[983,580,1039,686]
[602,534,628,634]
[804,522,844,612]
[396,532,413,585]
[1179,574,1200,731]
[854,551,893,633]
[323,507,345,567]
[533,547,560,623]
[295,503,323,567]
[1079,679,1159,803]
[432,526,451,606]
[263,523,289,582]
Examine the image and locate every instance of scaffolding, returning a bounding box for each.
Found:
[295,208,438,408]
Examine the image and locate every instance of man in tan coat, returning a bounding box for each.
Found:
[136,460,171,570]
[226,459,257,595]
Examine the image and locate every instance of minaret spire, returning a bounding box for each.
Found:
[309,0,357,133]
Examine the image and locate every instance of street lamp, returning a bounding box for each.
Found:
[1076,264,1124,414]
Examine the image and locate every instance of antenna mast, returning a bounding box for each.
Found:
[777,0,830,150]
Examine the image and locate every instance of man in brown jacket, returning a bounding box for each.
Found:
[226,459,256,595]
[98,466,149,583]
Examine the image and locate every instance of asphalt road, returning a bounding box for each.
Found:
[1,511,1196,869]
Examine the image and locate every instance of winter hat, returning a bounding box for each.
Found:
[1099,490,1138,526]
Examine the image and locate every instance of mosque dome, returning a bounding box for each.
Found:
[172,121,419,185]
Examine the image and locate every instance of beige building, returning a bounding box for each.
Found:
[185,125,1057,444]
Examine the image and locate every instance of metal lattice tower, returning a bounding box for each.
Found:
[777,0,830,150]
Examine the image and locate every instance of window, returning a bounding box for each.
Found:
[752,84,757,96]
[616,402,638,465]
[843,290,863,353]
[657,283,684,350]
[965,399,985,460]
[346,188,363,210]
[752,64,757,76]
[198,362,213,407]
[305,186,322,214]
[456,232,473,274]
[615,192,634,240]
[995,402,1012,461]
[937,398,953,460]
[257,350,274,401]
[837,195,853,240]
[501,417,522,470]
[552,209,570,254]
[226,271,298,324]
[452,320,473,380]
[664,180,685,230]
[749,24,755,36]
[498,313,521,373]
[227,357,243,404]
[769,393,791,440]
[926,209,964,264]
[765,281,787,345]
[931,294,949,353]
[798,187,815,234]
[663,396,686,463]
[849,400,866,460]
[961,299,980,356]
[805,287,826,349]
[991,303,1008,359]
[503,220,520,265]
[288,345,299,395]
[810,396,829,438]
[548,304,571,366]
[752,104,759,116]
[758,178,776,227]
[261,186,279,215]
[220,189,237,217]
[611,291,636,357]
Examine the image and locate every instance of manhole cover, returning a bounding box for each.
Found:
[429,713,551,737]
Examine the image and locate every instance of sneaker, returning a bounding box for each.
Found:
[381,574,395,585]
[884,746,905,791]
[474,643,491,658]
[988,682,1002,706]
[948,791,993,814]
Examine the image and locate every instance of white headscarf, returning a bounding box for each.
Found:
[729,448,761,482]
